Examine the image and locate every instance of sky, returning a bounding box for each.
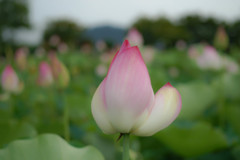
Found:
[17,0,240,44]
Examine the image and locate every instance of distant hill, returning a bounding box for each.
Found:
[83,25,126,45]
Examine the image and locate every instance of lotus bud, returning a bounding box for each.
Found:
[95,64,107,77]
[58,42,68,53]
[91,40,182,136]
[37,61,54,87]
[1,65,23,93]
[49,54,70,89]
[214,26,229,51]
[15,48,28,70]
[126,28,144,46]
[197,46,222,70]
[49,35,60,46]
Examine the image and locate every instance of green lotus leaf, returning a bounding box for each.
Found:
[0,134,104,160]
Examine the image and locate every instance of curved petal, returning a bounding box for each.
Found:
[107,40,131,75]
[91,79,117,134]
[133,82,182,136]
[105,45,154,133]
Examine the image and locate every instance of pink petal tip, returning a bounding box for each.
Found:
[165,82,173,87]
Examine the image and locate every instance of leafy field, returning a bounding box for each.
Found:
[0,46,240,160]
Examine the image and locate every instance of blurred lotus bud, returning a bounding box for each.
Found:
[188,44,204,59]
[49,35,61,46]
[176,40,187,51]
[95,64,107,77]
[222,56,239,74]
[58,42,68,53]
[126,28,144,46]
[34,47,46,58]
[214,26,229,51]
[95,40,107,52]
[15,48,28,70]
[168,67,180,78]
[142,46,155,64]
[100,51,115,64]
[37,62,54,87]
[50,54,70,89]
[197,46,222,70]
[1,65,23,93]
[81,43,92,54]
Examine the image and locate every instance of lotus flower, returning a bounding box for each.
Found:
[49,54,70,89]
[196,46,222,70]
[1,65,23,93]
[91,40,181,136]
[214,26,229,51]
[126,28,144,46]
[37,62,54,87]
[15,48,28,70]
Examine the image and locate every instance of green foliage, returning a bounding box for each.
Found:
[0,134,104,160]
[156,121,228,157]
[133,17,189,46]
[0,0,30,55]
[179,15,219,43]
[131,15,240,48]
[0,48,239,159]
[176,82,216,120]
[0,121,37,147]
[0,0,29,29]
[43,19,83,48]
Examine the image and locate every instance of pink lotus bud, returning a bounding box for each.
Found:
[49,35,60,46]
[58,42,68,53]
[126,28,144,46]
[95,64,107,77]
[175,40,186,51]
[49,54,70,89]
[222,56,239,74]
[15,48,28,70]
[1,65,22,93]
[142,46,155,64]
[37,62,54,87]
[197,46,222,70]
[188,44,204,59]
[214,26,229,51]
[91,40,181,136]
[95,40,107,52]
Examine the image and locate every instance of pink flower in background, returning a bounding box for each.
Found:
[49,54,70,89]
[37,62,54,87]
[91,40,181,136]
[175,40,187,51]
[58,42,68,53]
[49,35,61,46]
[214,26,229,50]
[1,65,22,93]
[188,44,204,59]
[126,28,144,46]
[142,46,155,64]
[95,64,107,77]
[197,46,222,70]
[34,47,46,58]
[222,56,239,74]
[188,45,222,70]
[95,40,107,52]
[15,48,28,70]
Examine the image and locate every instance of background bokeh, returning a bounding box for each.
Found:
[0,0,240,159]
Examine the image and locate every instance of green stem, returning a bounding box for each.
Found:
[58,89,70,141]
[218,73,226,128]
[63,104,70,141]
[123,134,130,160]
